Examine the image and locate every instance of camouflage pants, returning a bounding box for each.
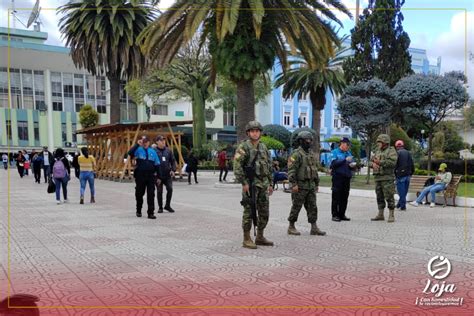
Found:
[241,186,269,231]
[288,189,318,224]
[375,180,395,210]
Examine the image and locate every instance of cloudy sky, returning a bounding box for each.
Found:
[1,0,473,95]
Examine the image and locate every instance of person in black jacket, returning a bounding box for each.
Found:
[186,150,199,185]
[154,135,176,213]
[39,146,54,183]
[394,140,414,211]
[330,138,357,222]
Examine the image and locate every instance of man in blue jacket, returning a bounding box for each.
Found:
[330,137,356,222]
[128,136,161,219]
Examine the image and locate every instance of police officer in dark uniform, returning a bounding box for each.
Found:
[128,136,161,219]
[154,135,177,213]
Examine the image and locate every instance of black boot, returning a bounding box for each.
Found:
[157,192,163,213]
[147,211,156,219]
[164,191,174,212]
[136,210,142,217]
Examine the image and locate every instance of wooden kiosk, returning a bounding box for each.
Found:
[76,120,192,182]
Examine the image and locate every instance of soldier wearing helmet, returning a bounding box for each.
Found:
[233,120,274,249]
[287,130,326,236]
[370,134,398,223]
[394,139,414,211]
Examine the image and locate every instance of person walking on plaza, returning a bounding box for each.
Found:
[394,140,414,211]
[2,153,8,170]
[23,150,30,176]
[52,148,71,204]
[234,121,274,249]
[78,147,96,204]
[31,150,43,184]
[330,137,356,222]
[186,150,199,185]
[218,147,229,182]
[15,151,25,178]
[154,135,176,213]
[370,134,398,223]
[128,136,161,219]
[40,146,54,183]
[287,131,326,236]
[410,163,452,208]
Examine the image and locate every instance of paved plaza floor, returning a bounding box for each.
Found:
[0,169,473,315]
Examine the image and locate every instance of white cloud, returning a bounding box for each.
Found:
[427,11,474,96]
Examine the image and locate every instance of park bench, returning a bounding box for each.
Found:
[273,179,290,191]
[407,175,462,207]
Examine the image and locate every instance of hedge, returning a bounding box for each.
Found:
[419,159,474,175]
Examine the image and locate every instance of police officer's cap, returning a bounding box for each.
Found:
[245,121,263,132]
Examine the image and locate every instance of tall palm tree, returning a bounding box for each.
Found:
[275,41,349,159]
[58,0,156,124]
[139,0,351,140]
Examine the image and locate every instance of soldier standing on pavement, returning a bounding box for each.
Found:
[287,131,326,236]
[234,121,274,249]
[370,134,398,223]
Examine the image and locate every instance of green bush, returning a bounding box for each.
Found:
[260,136,285,150]
[419,159,474,174]
[198,160,218,170]
[414,168,436,176]
[444,152,459,160]
[291,127,317,148]
[390,124,412,150]
[263,124,291,148]
[79,104,99,128]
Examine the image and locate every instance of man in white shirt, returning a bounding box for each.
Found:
[40,146,53,183]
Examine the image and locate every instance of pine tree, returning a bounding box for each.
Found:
[343,0,413,88]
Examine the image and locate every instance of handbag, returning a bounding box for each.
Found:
[47,178,56,194]
[181,163,188,174]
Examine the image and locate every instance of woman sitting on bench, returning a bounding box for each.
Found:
[410,163,452,208]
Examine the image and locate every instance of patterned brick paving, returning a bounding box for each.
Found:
[0,170,473,315]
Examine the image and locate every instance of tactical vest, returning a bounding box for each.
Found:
[246,142,271,179]
[296,149,318,181]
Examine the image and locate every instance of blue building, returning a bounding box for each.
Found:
[257,43,441,165]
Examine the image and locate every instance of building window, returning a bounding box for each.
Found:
[63,73,74,112]
[0,68,8,108]
[97,104,106,114]
[175,111,184,117]
[34,122,39,142]
[283,111,291,126]
[17,121,28,141]
[152,104,168,115]
[10,68,21,109]
[74,74,84,111]
[333,114,342,129]
[96,76,106,114]
[223,109,236,126]
[22,69,34,109]
[298,93,307,101]
[299,113,307,126]
[72,123,77,143]
[86,75,95,104]
[6,120,12,140]
[53,101,63,111]
[61,123,67,142]
[75,103,83,112]
[51,72,62,97]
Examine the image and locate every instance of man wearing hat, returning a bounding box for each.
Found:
[128,136,161,219]
[234,121,274,249]
[287,131,326,236]
[394,140,414,210]
[370,134,398,223]
[410,163,452,207]
[154,135,177,213]
[330,137,356,222]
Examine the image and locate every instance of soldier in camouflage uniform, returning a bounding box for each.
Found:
[234,121,274,249]
[287,131,326,236]
[370,134,398,223]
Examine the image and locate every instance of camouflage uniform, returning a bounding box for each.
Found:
[371,134,398,222]
[234,121,274,248]
[287,131,326,236]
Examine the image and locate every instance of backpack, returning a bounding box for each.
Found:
[52,159,67,178]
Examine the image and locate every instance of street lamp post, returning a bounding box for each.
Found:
[420,129,425,149]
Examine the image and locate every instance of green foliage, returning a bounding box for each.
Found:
[291,127,317,148]
[260,136,285,150]
[389,124,412,150]
[464,104,474,128]
[435,122,465,154]
[262,124,291,148]
[414,168,436,176]
[198,160,219,170]
[432,131,445,153]
[444,152,460,160]
[79,104,99,128]
[343,0,413,88]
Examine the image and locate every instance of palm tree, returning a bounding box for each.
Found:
[274,41,348,159]
[139,0,351,140]
[58,0,156,124]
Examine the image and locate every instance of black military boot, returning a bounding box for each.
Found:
[164,192,175,212]
[157,193,163,213]
[136,210,142,218]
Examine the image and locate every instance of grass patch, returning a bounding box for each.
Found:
[318,175,474,198]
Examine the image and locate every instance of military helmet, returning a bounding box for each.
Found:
[297,131,313,141]
[245,121,263,132]
[376,134,390,144]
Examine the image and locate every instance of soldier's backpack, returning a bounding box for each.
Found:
[52,159,66,178]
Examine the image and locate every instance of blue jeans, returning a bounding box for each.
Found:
[54,177,68,201]
[80,171,95,197]
[416,183,446,204]
[396,176,411,209]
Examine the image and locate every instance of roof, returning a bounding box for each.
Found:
[76,120,193,134]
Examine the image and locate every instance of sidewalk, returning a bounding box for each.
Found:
[0,169,473,315]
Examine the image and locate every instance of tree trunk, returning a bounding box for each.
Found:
[427,132,433,172]
[109,77,121,124]
[236,79,255,142]
[191,85,207,149]
[309,88,326,162]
